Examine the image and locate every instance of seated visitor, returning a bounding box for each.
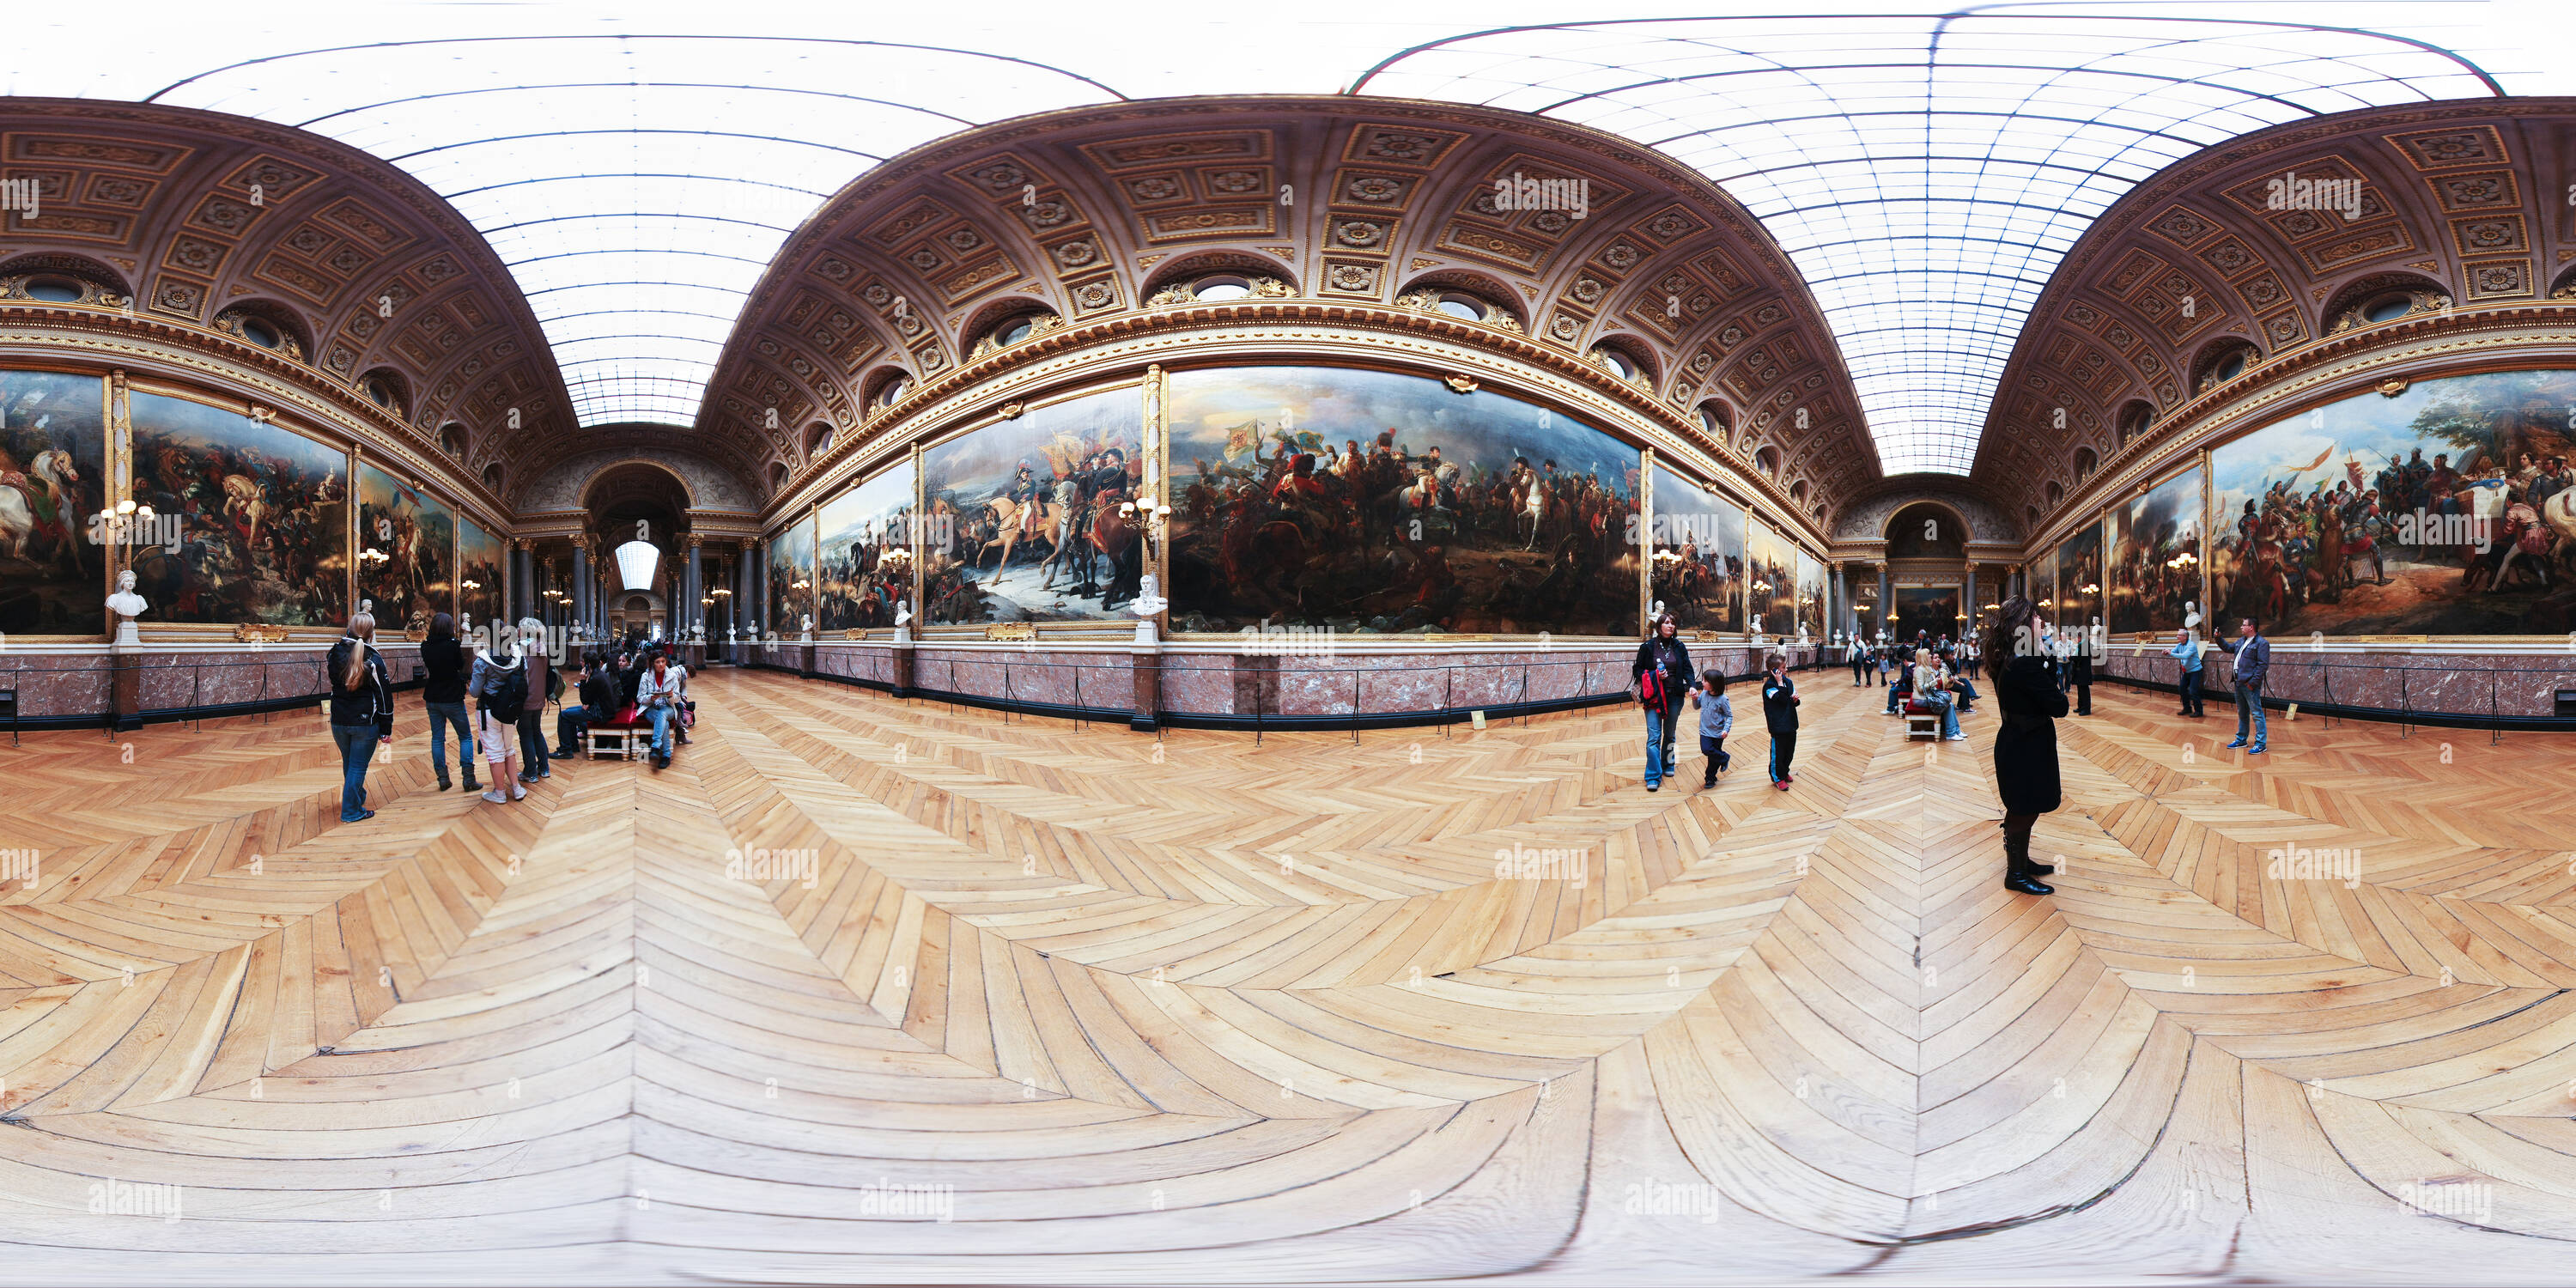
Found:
[555,660,618,756]
[638,653,687,770]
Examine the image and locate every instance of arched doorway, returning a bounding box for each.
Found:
[607,590,668,640]
[1882,501,1973,645]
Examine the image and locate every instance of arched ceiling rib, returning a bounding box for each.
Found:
[1350,14,2505,476]
[3,3,2570,487]
[139,36,1127,428]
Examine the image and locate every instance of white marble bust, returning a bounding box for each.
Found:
[106,569,149,645]
[106,568,148,618]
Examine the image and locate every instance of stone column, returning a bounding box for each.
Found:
[1963,567,1978,641]
[684,537,705,668]
[571,540,591,641]
[510,540,532,622]
[753,542,770,661]
[1876,564,1892,641]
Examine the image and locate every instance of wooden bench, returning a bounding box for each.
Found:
[582,704,650,760]
[586,722,647,759]
[1903,698,1942,741]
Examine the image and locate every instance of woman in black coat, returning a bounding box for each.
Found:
[1987,596,2065,895]
[1631,613,1694,793]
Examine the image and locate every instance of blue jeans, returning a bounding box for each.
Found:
[1642,701,1681,787]
[1950,677,1978,710]
[1920,691,1960,738]
[647,702,678,756]
[330,722,379,821]
[425,702,472,774]
[558,703,600,750]
[2235,681,2266,745]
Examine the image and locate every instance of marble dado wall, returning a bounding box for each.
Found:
[766,639,1818,724]
[0,643,391,721]
[2098,647,2576,722]
[0,653,115,720]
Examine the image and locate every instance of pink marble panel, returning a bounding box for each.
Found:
[0,654,113,718]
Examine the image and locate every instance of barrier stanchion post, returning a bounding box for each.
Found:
[2491,671,2502,745]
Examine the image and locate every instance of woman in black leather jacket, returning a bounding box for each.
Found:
[1631,613,1694,793]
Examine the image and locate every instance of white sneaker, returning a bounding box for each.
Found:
[510,787,526,801]
[1945,733,1967,741]
[481,789,508,804]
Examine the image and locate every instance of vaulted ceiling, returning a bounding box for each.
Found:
[1977,100,2576,522]
[708,96,1876,522]
[5,4,2574,519]
[3,3,2566,494]
[0,99,570,510]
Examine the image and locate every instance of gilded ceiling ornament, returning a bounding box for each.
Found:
[1443,374,1479,394]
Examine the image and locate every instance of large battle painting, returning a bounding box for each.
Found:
[818,462,915,632]
[1795,550,1826,641]
[1745,520,1793,637]
[925,385,1142,624]
[0,369,107,635]
[2057,524,2104,635]
[2107,465,2203,636]
[1168,367,1640,635]
[458,516,503,629]
[356,461,454,635]
[129,392,346,625]
[766,517,814,636]
[1647,465,1742,632]
[2028,557,2057,628]
[1894,586,1959,644]
[2210,369,2576,636]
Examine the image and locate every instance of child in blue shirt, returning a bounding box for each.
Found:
[1693,668,1733,787]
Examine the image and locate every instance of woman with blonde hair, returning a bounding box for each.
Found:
[323,611,395,823]
[1915,647,1965,741]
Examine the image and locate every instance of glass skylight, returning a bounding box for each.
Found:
[137,35,1121,429]
[3,1,2560,475]
[1353,14,2503,475]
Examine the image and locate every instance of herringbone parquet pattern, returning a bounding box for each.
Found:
[1,671,2571,1282]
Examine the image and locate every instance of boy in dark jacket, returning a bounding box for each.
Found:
[1761,653,1799,790]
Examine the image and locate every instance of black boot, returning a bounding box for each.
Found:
[462,764,481,793]
[2004,829,2055,896]
[435,764,453,792]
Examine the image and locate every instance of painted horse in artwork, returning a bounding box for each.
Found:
[0,449,87,574]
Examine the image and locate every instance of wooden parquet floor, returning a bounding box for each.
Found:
[2,671,2572,1283]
